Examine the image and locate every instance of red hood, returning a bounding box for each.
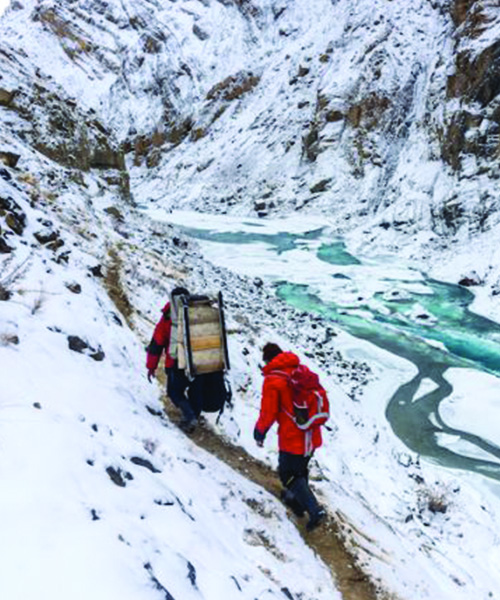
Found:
[262,351,300,375]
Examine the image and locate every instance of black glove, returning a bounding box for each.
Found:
[253,427,266,447]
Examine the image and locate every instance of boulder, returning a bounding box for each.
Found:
[0,88,15,107]
[0,151,20,168]
[458,271,482,287]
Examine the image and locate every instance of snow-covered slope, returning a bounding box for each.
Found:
[1,1,500,599]
[0,140,342,600]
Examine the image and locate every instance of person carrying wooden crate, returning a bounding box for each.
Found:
[146,287,231,433]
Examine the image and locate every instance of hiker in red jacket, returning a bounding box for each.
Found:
[254,342,328,531]
[146,287,200,433]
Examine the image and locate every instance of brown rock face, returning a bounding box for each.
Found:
[8,86,126,174]
[441,2,500,170]
[451,0,476,27]
[0,88,15,107]
[447,42,500,108]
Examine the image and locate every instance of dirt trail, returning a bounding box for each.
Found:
[113,234,386,598]
[161,396,382,600]
[136,308,383,600]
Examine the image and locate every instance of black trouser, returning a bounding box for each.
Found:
[278,451,320,518]
[278,451,311,487]
[166,367,202,422]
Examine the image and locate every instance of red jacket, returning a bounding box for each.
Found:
[146,302,175,370]
[254,352,325,456]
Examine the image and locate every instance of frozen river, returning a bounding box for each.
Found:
[150,209,500,482]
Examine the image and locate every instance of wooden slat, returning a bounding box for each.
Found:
[190,321,221,337]
[193,349,224,373]
[190,335,222,351]
[188,305,219,325]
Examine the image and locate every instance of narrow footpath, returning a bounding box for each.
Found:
[133,301,387,600]
[160,394,384,600]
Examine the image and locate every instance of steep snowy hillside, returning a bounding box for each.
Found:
[0,84,344,600]
[1,1,500,600]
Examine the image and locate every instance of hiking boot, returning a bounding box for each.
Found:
[179,417,197,434]
[306,507,327,532]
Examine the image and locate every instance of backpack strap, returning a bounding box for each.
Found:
[267,369,290,380]
[215,375,232,424]
[304,429,314,457]
[293,408,330,431]
[293,389,329,430]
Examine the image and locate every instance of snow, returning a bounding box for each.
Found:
[441,369,500,446]
[3,194,500,600]
[1,1,500,599]
[0,252,339,600]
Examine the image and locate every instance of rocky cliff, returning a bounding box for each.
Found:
[1,0,499,270]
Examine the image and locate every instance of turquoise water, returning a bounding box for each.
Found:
[172,221,500,480]
[276,275,500,481]
[317,242,361,265]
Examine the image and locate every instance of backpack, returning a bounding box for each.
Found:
[273,364,330,431]
[188,370,233,420]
